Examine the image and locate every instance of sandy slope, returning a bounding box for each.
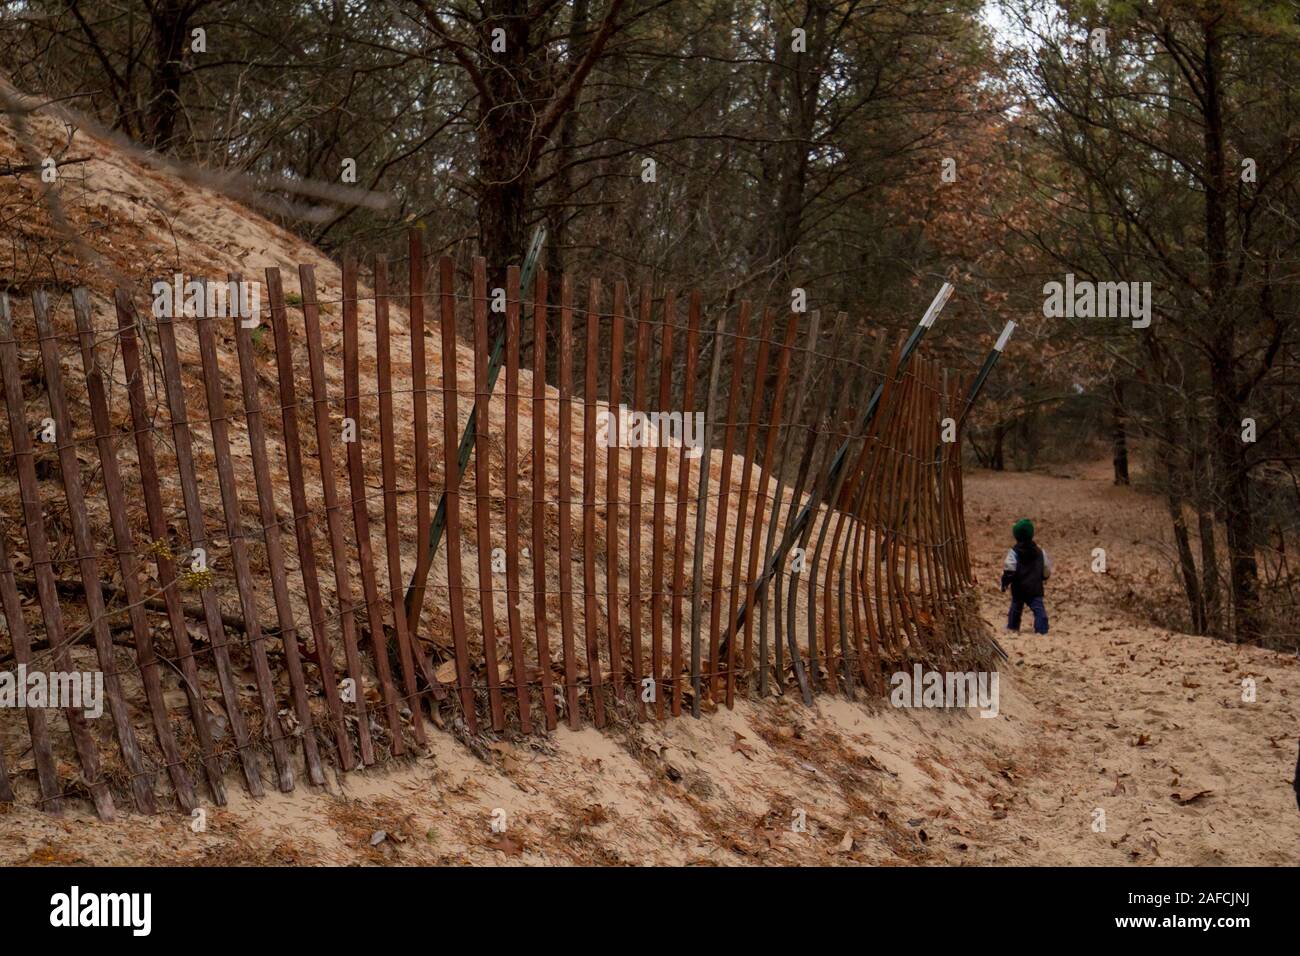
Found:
[3,459,1294,866]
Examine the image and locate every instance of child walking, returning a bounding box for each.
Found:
[1000,518,1051,634]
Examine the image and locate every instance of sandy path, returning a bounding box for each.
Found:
[962,462,1299,865]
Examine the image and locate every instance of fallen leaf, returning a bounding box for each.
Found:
[731,733,756,760]
[487,834,523,857]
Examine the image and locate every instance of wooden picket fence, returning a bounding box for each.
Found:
[0,235,980,818]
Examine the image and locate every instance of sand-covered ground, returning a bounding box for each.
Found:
[2,457,1294,866]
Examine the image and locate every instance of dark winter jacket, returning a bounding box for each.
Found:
[1000,542,1051,601]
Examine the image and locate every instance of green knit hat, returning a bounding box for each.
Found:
[1013,518,1035,542]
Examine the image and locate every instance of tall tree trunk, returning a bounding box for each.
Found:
[991,420,1006,471]
[546,0,591,276]
[1189,408,1222,633]
[758,0,827,285]
[145,0,194,150]
[1202,16,1261,642]
[1142,337,1206,633]
[546,0,591,385]
[1197,509,1221,634]
[1212,370,1261,642]
[477,0,534,280]
[1111,379,1129,485]
[1163,402,1206,633]
[1166,487,1206,634]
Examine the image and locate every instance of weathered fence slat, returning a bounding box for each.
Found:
[151,290,267,795]
[901,365,928,654]
[112,291,229,801]
[194,296,297,791]
[788,313,853,696]
[743,311,799,692]
[230,282,328,785]
[149,297,269,790]
[605,282,627,701]
[958,373,974,580]
[824,401,871,692]
[649,292,675,719]
[915,361,941,647]
[153,305,267,796]
[407,230,433,637]
[690,310,726,715]
[930,362,952,641]
[265,267,355,771]
[708,302,750,701]
[859,340,906,688]
[804,319,867,693]
[781,310,847,704]
[503,264,531,732]
[377,254,441,733]
[0,534,21,803]
[531,269,558,730]
[0,499,60,809]
[936,365,960,634]
[582,278,607,727]
[882,365,915,661]
[761,310,820,696]
[852,454,879,689]
[0,298,114,818]
[299,263,377,766]
[557,275,581,729]
[375,258,438,745]
[669,292,701,717]
[911,366,934,647]
[342,256,408,755]
[859,341,906,689]
[69,288,196,809]
[786,388,833,690]
[626,286,653,717]
[438,255,478,732]
[829,333,890,693]
[725,306,774,707]
[471,256,507,732]
[873,363,902,663]
[848,513,870,689]
[33,291,157,813]
[903,362,928,644]
[934,369,958,640]
[955,374,973,581]
[0,723,10,803]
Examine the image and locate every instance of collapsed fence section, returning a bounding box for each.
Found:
[0,245,985,817]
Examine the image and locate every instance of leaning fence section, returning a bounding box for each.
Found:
[0,239,982,817]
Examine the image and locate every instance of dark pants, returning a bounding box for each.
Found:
[1007,595,1048,634]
